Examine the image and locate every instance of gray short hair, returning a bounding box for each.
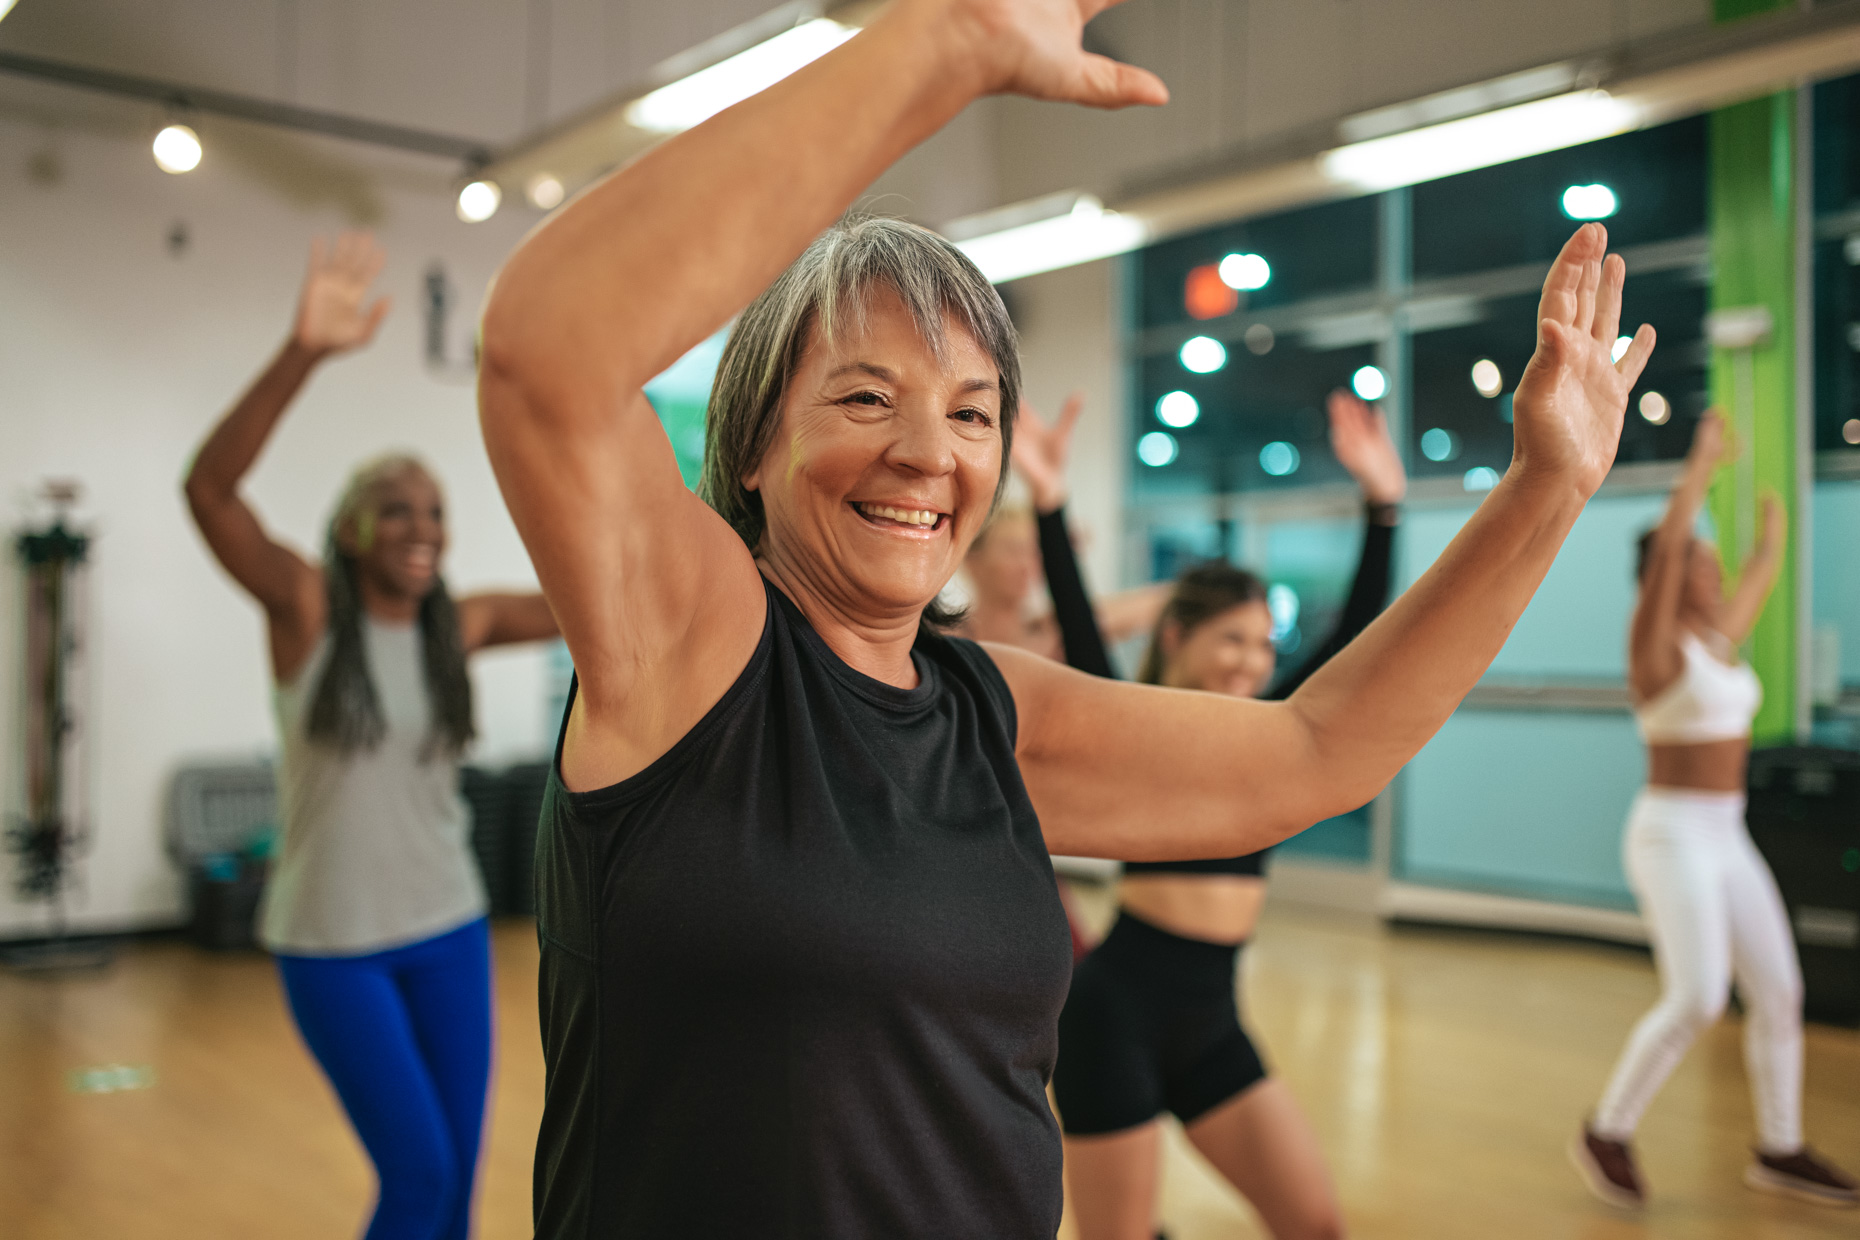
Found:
[698,216,1021,554]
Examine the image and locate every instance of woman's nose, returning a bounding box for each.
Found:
[886,405,956,476]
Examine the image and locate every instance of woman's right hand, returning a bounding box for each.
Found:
[291,232,390,359]
[1327,389,1406,506]
[1687,408,1729,469]
[946,0,1168,108]
[1011,393,1085,513]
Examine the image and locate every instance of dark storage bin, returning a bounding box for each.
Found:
[1747,746,1860,1025]
[462,766,513,914]
[189,859,268,951]
[460,762,551,917]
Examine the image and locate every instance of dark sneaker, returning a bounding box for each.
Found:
[1569,1124,1645,1208]
[1745,1147,1859,1207]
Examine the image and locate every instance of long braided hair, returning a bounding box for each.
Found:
[305,455,475,758]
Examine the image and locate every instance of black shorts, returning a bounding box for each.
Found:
[1052,911,1267,1136]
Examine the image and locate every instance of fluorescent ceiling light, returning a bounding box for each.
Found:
[1338,62,1582,143]
[1322,89,1640,193]
[626,18,857,134]
[952,196,1148,285]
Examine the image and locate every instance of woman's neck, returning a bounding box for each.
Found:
[358,577,421,625]
[756,557,922,689]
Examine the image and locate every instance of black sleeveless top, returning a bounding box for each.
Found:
[532,577,1073,1240]
[1036,504,1395,878]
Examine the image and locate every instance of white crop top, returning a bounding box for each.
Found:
[1633,631,1762,744]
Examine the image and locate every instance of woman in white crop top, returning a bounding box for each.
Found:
[185,235,559,1240]
[1570,411,1856,1210]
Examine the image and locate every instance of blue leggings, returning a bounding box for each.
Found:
[278,918,493,1240]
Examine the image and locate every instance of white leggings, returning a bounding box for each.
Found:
[1593,789,1804,1153]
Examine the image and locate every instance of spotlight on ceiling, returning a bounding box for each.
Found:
[1218,252,1270,291]
[1470,358,1503,398]
[1156,391,1200,428]
[1351,365,1388,401]
[152,123,202,174]
[1561,182,1618,220]
[457,179,501,223]
[1179,336,1227,374]
[1138,431,1179,467]
[526,174,565,210]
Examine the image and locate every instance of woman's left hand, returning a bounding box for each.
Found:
[1327,389,1405,505]
[1509,224,1655,498]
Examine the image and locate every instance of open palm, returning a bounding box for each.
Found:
[1510,224,1654,498]
[1011,392,1084,513]
[292,231,391,357]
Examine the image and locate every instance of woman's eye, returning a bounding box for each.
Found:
[844,390,886,406]
[951,407,995,427]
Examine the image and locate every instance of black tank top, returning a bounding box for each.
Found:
[532,576,1072,1239]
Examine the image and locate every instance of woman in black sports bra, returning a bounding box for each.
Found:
[476,1,1656,1235]
[1019,391,1402,1240]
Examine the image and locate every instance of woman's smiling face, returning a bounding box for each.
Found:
[746,285,1004,620]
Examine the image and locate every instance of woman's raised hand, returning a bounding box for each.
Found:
[1509,224,1654,498]
[1011,392,1086,513]
[1687,407,1731,469]
[1327,388,1406,505]
[950,0,1168,108]
[292,232,391,359]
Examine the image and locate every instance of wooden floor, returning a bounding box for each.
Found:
[0,905,1854,1239]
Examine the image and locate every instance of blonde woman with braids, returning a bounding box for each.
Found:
[184,233,556,1240]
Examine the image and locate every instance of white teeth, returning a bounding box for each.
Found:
[858,504,939,527]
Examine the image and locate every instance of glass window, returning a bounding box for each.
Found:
[1412,117,1707,280]
[1814,73,1860,456]
[1132,336,1378,500]
[1134,196,1377,331]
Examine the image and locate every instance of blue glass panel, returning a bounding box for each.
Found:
[1399,711,1641,909]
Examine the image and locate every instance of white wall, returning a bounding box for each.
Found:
[0,112,549,937]
[1006,259,1128,594]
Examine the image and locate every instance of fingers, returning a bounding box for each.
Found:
[1537,223,1604,334]
[1592,254,1625,346]
[1575,246,1601,338]
[1614,322,1656,388]
[362,296,392,339]
[1055,391,1086,436]
[1074,53,1168,109]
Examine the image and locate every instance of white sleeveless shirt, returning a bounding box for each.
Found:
[259,618,486,955]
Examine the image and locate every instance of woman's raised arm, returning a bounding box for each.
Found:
[478,0,1164,788]
[1628,411,1723,697]
[1719,492,1785,646]
[185,233,390,679]
[1002,223,1657,861]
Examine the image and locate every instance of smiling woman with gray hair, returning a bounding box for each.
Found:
[478,1,1655,1236]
